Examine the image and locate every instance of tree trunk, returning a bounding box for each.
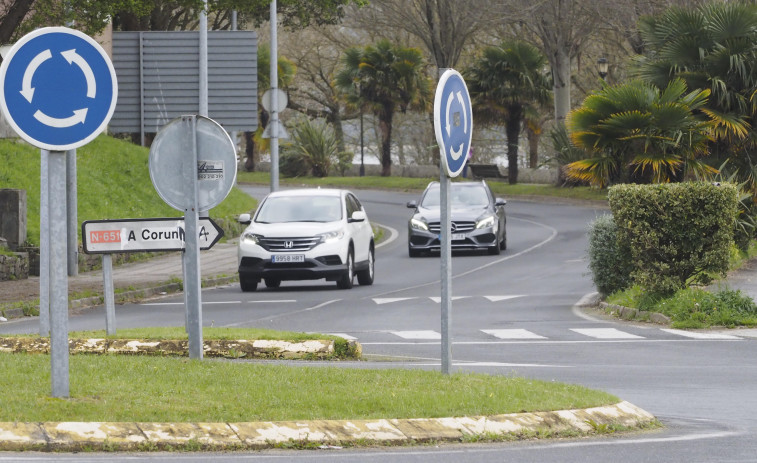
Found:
[244,132,256,172]
[0,0,35,46]
[527,124,540,169]
[378,108,394,177]
[552,45,572,124]
[506,106,523,185]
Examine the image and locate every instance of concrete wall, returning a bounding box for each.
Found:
[0,189,26,250]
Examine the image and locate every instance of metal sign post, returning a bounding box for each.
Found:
[0,27,117,397]
[433,69,473,374]
[149,115,236,360]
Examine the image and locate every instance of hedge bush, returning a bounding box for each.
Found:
[587,215,633,296]
[608,182,738,296]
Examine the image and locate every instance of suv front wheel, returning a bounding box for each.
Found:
[357,247,374,286]
[337,249,354,289]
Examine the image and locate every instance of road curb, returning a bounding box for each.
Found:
[0,401,656,451]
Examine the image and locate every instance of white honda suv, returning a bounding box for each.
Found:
[237,188,375,291]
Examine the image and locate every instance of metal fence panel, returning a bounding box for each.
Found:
[110,31,257,137]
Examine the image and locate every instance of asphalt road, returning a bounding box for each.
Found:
[2,186,757,462]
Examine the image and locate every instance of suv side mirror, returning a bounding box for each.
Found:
[406,200,418,209]
[238,213,252,224]
[495,198,507,207]
[349,210,367,222]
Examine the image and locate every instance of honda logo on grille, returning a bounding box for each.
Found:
[285,240,294,248]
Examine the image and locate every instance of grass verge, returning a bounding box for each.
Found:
[0,354,618,423]
[605,242,757,329]
[236,171,608,202]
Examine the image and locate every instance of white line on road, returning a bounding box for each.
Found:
[661,329,742,340]
[482,329,547,340]
[571,328,645,339]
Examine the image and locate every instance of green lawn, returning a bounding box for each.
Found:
[0,135,255,247]
[0,354,618,422]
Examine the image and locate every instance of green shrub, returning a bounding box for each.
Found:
[609,182,738,296]
[587,215,633,296]
[657,288,757,328]
[279,151,310,178]
[282,118,340,177]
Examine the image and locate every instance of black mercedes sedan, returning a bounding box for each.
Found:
[406,180,506,257]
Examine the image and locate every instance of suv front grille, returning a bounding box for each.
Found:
[258,237,319,252]
[428,221,476,233]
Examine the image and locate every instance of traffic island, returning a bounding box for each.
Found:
[0,336,361,360]
[0,401,657,452]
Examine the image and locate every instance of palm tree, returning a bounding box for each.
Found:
[464,40,552,184]
[633,2,757,189]
[565,79,715,188]
[335,39,432,177]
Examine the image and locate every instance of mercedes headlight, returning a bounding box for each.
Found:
[476,215,496,229]
[410,218,429,231]
[318,230,344,243]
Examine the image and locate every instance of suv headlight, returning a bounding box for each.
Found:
[476,215,496,229]
[318,230,344,243]
[241,232,261,245]
[410,218,429,231]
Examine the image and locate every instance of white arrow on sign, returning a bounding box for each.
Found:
[61,49,96,98]
[34,108,87,127]
[81,217,225,254]
[20,49,51,102]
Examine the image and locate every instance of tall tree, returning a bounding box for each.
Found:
[565,79,715,187]
[335,39,432,176]
[632,1,757,190]
[465,40,552,184]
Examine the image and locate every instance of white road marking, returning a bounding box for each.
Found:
[482,329,547,340]
[571,328,645,339]
[661,329,742,340]
[322,333,358,341]
[484,295,526,302]
[374,222,399,249]
[392,330,441,340]
[373,297,416,305]
[429,296,469,303]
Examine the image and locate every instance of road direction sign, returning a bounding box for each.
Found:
[149,115,237,212]
[0,27,118,151]
[81,217,224,254]
[434,69,473,178]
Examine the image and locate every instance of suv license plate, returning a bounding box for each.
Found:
[272,254,305,263]
[452,233,466,241]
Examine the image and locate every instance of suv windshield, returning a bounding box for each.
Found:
[420,185,489,208]
[255,196,342,223]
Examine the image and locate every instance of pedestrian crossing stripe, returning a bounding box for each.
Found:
[392,330,441,340]
[482,329,547,340]
[570,328,645,339]
[660,329,742,340]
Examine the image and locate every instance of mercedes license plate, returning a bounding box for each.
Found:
[452,233,466,241]
[272,254,305,263]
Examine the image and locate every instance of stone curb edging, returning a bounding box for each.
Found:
[599,302,672,325]
[0,401,656,452]
[0,337,362,360]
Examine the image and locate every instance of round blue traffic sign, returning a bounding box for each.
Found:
[0,27,118,151]
[434,69,473,178]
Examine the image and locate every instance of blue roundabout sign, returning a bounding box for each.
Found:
[434,69,473,178]
[0,27,118,151]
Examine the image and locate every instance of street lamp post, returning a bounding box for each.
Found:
[597,57,609,80]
